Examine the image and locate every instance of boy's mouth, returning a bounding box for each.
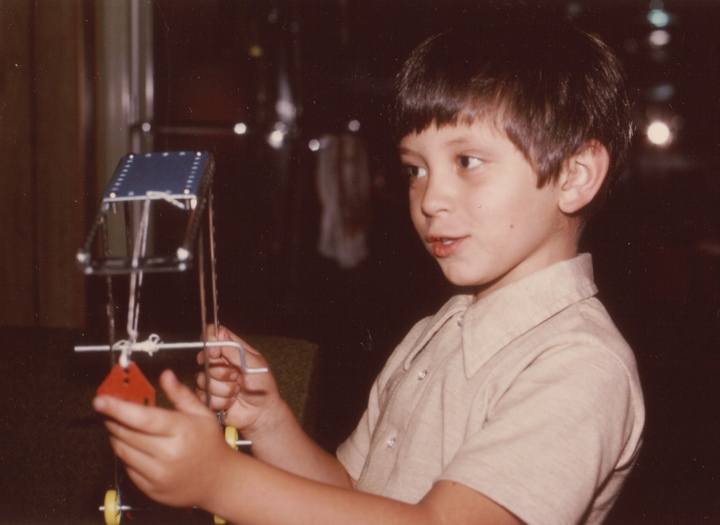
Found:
[428,236,465,257]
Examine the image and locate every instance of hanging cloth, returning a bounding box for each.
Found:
[315,133,371,269]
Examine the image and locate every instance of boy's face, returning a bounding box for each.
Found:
[400,120,576,298]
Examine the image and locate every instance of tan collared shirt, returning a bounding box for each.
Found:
[337,254,644,524]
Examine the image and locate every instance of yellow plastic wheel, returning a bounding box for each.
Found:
[213,514,227,525]
[224,426,239,450]
[103,489,121,525]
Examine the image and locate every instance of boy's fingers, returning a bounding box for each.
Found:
[160,369,212,418]
[223,329,261,358]
[206,363,240,382]
[198,324,230,362]
[204,323,225,341]
[196,371,239,395]
[122,465,153,499]
[93,372,209,433]
[199,393,235,412]
[105,421,160,463]
[217,338,267,371]
[197,326,237,364]
[201,346,221,362]
[93,395,169,434]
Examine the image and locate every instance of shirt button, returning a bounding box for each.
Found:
[457,314,465,327]
[418,370,428,380]
[387,437,396,448]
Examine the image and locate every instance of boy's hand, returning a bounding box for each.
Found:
[196,325,284,440]
[93,369,233,509]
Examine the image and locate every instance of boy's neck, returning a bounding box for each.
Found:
[473,219,580,301]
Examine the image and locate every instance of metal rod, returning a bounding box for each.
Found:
[75,340,268,374]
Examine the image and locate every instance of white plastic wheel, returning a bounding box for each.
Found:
[103,489,121,525]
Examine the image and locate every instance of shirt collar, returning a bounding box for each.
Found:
[403,254,598,376]
[462,254,598,377]
[402,293,471,371]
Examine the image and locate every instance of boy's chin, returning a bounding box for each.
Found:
[438,267,503,296]
[438,269,483,289]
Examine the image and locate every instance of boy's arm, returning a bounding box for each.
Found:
[239,394,355,488]
[95,370,520,525]
[208,455,520,525]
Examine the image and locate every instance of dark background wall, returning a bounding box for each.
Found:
[0,1,718,523]
[0,0,89,328]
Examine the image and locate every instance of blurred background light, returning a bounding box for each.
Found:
[233,122,248,135]
[268,130,285,148]
[276,99,297,124]
[267,122,288,149]
[647,120,672,146]
[647,83,675,102]
[649,29,671,48]
[647,9,671,28]
[565,2,583,18]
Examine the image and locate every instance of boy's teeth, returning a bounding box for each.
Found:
[441,239,453,245]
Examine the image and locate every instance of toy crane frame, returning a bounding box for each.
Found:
[74,151,265,525]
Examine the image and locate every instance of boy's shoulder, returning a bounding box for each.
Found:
[387,255,635,378]
[462,254,636,374]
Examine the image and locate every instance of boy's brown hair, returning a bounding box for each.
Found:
[395,4,633,216]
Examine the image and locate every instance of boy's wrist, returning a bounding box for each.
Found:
[242,398,295,445]
[198,442,249,514]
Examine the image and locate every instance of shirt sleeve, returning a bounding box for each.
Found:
[438,343,642,525]
[336,390,376,482]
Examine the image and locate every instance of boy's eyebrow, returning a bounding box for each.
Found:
[399,135,474,153]
[445,132,506,151]
[398,145,422,157]
[445,137,472,146]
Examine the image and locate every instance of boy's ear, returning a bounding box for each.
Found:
[557,140,610,215]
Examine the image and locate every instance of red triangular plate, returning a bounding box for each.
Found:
[97,362,156,406]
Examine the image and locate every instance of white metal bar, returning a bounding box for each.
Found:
[75,340,268,374]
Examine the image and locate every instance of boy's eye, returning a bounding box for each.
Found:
[402,164,427,179]
[458,156,482,169]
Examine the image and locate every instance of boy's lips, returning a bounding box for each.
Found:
[427,235,466,258]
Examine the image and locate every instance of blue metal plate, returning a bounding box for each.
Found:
[102,151,210,202]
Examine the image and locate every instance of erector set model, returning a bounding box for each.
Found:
[74,151,266,524]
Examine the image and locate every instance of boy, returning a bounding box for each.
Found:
[94,6,644,524]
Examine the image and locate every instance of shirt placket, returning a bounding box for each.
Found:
[368,309,467,492]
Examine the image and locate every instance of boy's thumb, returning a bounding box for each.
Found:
[160,369,210,417]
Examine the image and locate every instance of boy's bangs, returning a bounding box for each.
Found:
[394,86,463,139]
[395,75,504,140]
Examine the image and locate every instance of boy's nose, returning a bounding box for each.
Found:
[420,173,453,217]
